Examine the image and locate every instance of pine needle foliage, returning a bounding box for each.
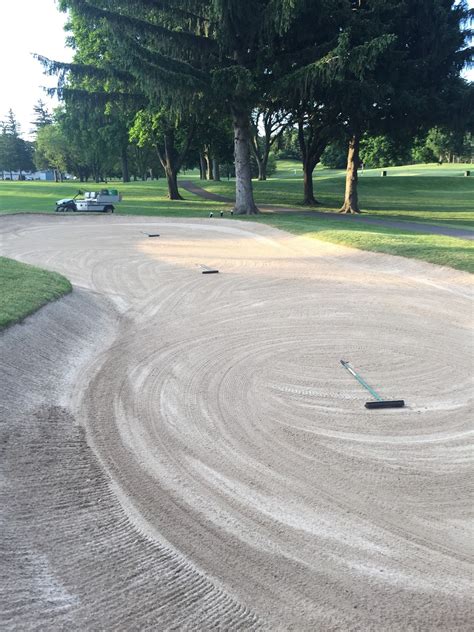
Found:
[47,0,348,212]
[42,1,471,212]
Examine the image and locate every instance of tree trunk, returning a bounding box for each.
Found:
[339,134,361,214]
[156,130,185,200]
[232,110,259,214]
[297,119,325,206]
[199,153,206,180]
[165,167,183,200]
[303,162,316,206]
[250,137,267,181]
[302,160,319,205]
[121,148,130,183]
[204,149,214,180]
[213,159,221,181]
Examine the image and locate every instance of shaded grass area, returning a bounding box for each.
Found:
[203,164,474,229]
[0,257,72,329]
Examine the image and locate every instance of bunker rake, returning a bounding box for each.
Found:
[340,360,405,409]
[199,264,219,274]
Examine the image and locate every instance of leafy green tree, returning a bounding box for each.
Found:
[411,127,471,164]
[45,0,351,214]
[101,102,135,182]
[35,123,69,181]
[303,1,472,212]
[60,104,123,181]
[411,137,437,164]
[359,135,411,168]
[129,142,163,181]
[320,140,347,169]
[294,104,341,204]
[425,128,463,163]
[274,4,352,204]
[129,109,195,199]
[250,108,289,181]
[412,79,474,164]
[193,115,233,181]
[276,127,300,160]
[250,150,277,179]
[35,104,117,183]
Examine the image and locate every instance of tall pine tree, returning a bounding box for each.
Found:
[30,100,53,135]
[41,0,348,213]
[0,110,34,178]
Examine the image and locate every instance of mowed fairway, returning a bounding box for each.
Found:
[1,214,472,630]
[1,162,473,272]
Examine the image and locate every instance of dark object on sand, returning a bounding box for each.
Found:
[340,360,405,409]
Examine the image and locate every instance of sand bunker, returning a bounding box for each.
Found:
[1,214,472,630]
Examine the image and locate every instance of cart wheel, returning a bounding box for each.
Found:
[104,205,114,213]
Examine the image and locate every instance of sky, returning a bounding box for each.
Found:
[0,0,73,139]
[0,0,472,139]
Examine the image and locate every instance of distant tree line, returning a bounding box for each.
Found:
[318,129,474,169]
[0,110,35,179]
[4,102,468,186]
[9,1,474,212]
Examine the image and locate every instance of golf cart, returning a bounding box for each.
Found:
[56,189,122,213]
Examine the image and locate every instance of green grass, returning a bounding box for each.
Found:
[237,214,474,273]
[0,161,472,273]
[0,179,227,216]
[203,162,474,229]
[0,257,72,329]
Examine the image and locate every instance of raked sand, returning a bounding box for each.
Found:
[1,214,472,630]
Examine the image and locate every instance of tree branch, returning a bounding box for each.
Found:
[67,0,217,53]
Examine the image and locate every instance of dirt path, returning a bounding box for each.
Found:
[1,214,473,630]
[181,180,474,240]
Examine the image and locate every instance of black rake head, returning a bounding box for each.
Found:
[365,400,405,409]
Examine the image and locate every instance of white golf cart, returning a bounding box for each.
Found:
[56,189,122,213]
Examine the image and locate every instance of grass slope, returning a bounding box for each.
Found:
[0,162,472,272]
[0,257,72,329]
[241,214,473,273]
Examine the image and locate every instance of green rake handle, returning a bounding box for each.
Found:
[340,360,382,401]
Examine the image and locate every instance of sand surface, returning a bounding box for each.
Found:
[1,214,473,630]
